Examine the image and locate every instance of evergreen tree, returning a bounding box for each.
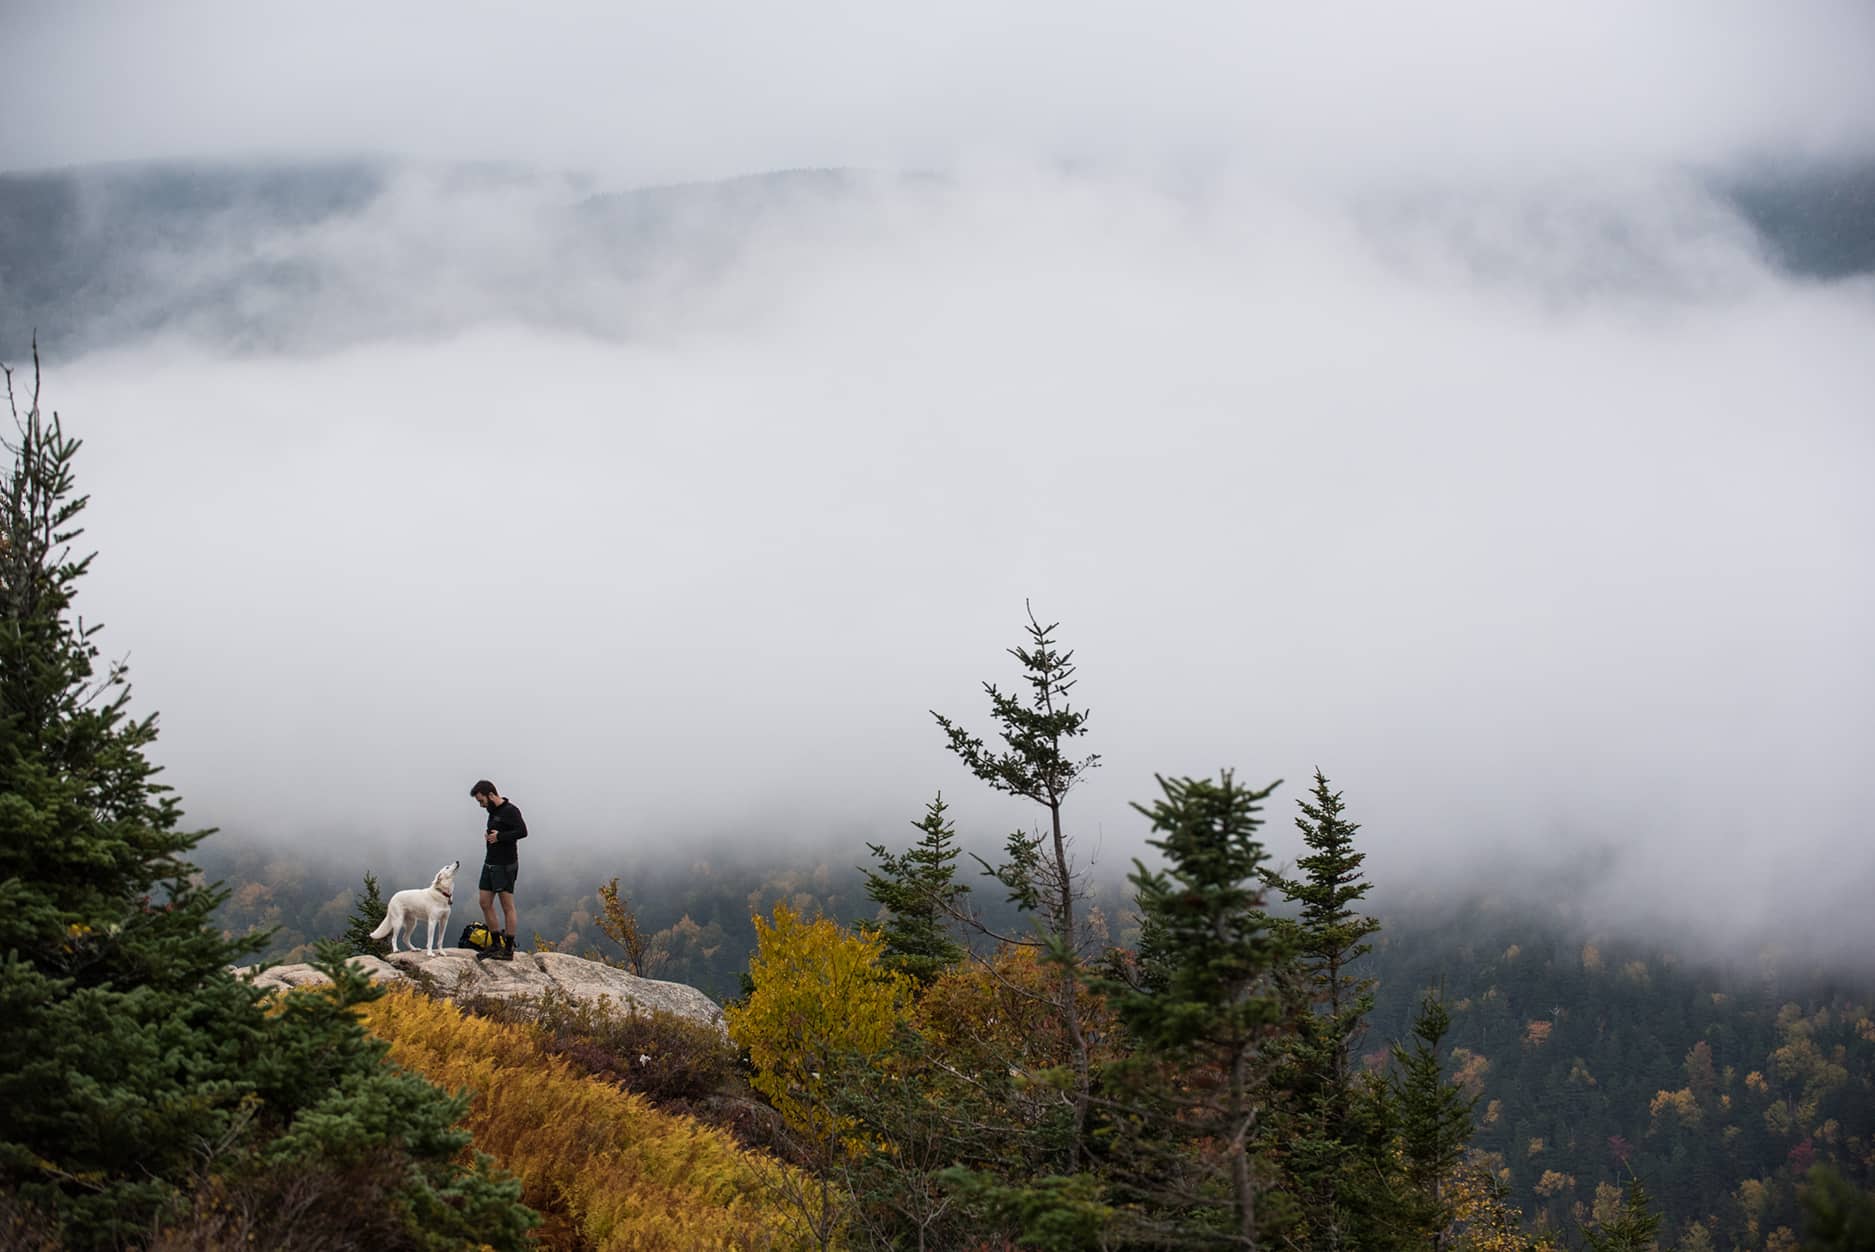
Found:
[1582,1174,1662,1252]
[1799,1165,1875,1252]
[342,869,391,955]
[864,792,970,984]
[932,604,1100,1167]
[1110,770,1288,1248]
[0,356,535,1248]
[1389,991,1477,1249]
[1262,770,1383,1251]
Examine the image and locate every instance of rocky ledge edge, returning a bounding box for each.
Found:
[231,949,725,1032]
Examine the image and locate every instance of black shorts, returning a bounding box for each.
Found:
[479,861,519,894]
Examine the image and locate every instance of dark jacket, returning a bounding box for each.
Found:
[484,798,528,865]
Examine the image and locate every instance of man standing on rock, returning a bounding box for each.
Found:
[470,779,527,962]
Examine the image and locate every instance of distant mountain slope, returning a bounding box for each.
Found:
[0,159,879,362]
[1,155,1868,364]
[0,159,387,359]
[1368,891,1875,1249]
[1724,159,1875,279]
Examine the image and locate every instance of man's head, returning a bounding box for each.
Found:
[470,780,500,808]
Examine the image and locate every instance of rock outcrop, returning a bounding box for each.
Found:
[232,949,725,1031]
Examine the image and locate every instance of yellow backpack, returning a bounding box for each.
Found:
[457,921,496,952]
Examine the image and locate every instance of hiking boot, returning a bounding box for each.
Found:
[491,932,515,962]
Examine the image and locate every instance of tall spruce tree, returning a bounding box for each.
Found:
[1261,770,1383,1251]
[1112,770,1288,1249]
[864,792,969,984]
[1388,991,1476,1249]
[932,605,1100,1167]
[0,356,534,1249]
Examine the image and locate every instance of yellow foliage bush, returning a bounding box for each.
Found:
[361,990,820,1251]
[725,902,912,1152]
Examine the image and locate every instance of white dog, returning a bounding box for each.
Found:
[369,860,459,956]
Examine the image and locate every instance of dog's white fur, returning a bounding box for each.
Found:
[369,860,459,956]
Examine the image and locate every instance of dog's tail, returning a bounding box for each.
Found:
[369,912,394,940]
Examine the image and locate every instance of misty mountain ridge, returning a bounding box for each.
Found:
[0,158,891,361]
[196,831,1875,1004]
[2,154,1869,364]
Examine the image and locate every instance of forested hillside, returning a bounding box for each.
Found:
[197,829,1875,1248]
[1369,897,1875,1249]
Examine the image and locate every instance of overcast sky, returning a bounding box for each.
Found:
[8,2,1875,180]
[5,2,1873,959]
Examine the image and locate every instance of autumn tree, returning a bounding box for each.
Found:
[815,938,1130,1251]
[726,902,914,1249]
[931,604,1100,1166]
[1447,1164,1556,1252]
[596,875,657,976]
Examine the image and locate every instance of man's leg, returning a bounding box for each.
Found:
[498,891,518,944]
[479,888,500,932]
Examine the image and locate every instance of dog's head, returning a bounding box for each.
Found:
[433,860,460,893]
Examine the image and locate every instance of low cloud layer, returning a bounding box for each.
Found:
[4,1,1872,963]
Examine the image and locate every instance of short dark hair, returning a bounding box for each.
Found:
[469,780,498,798]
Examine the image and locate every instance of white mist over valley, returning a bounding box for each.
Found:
[4,1,1872,964]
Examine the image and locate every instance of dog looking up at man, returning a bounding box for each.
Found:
[368,860,459,956]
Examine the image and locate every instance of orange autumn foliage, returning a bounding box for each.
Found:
[360,989,822,1251]
[916,943,1122,1075]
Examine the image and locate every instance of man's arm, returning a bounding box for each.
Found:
[489,803,528,850]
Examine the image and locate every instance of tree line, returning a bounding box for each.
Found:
[715,610,1875,1249]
